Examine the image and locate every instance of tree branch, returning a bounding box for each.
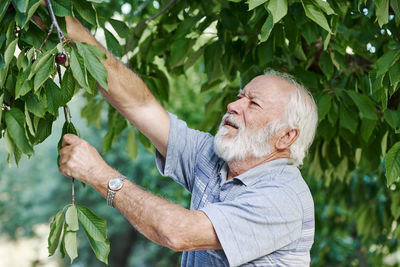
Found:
[45,0,65,52]
[145,0,177,24]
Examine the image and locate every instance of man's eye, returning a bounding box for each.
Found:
[251,101,259,106]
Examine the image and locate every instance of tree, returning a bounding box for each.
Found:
[1,0,400,265]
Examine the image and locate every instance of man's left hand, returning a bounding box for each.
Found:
[59,134,111,186]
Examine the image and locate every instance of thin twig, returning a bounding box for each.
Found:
[145,0,177,24]
[39,23,54,51]
[45,0,65,53]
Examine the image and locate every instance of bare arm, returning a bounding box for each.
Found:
[59,134,222,251]
[65,17,169,156]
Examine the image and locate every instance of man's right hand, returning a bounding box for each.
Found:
[63,14,170,157]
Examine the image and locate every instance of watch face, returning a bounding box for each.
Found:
[109,178,123,190]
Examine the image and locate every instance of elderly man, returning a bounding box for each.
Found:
[59,17,318,266]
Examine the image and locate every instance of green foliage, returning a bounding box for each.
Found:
[48,204,110,264]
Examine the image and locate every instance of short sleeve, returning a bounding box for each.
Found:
[155,113,213,192]
[200,186,303,266]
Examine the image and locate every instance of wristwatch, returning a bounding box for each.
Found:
[107,176,126,207]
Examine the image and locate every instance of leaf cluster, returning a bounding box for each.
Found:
[0,0,108,166]
[48,204,110,264]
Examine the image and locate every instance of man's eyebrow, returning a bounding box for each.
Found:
[248,92,262,101]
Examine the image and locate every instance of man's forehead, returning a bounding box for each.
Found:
[239,88,262,99]
[241,75,295,95]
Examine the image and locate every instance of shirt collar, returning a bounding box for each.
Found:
[218,158,294,186]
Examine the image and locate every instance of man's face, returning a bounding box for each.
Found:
[214,75,293,162]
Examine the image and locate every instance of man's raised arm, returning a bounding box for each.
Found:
[65,17,170,157]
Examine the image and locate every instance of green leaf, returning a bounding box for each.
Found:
[375,0,389,27]
[5,39,17,66]
[24,104,35,136]
[48,210,64,256]
[33,57,55,92]
[312,0,335,15]
[360,118,377,143]
[70,49,89,90]
[73,0,96,25]
[76,42,108,92]
[104,28,122,58]
[4,129,21,166]
[81,98,104,128]
[392,0,400,21]
[76,205,107,242]
[170,38,191,68]
[126,129,138,162]
[247,0,267,10]
[389,61,400,90]
[64,231,78,263]
[376,50,400,76]
[384,109,400,130]
[318,52,334,79]
[82,227,110,264]
[59,224,67,258]
[302,0,331,33]
[266,0,288,23]
[138,131,154,153]
[0,0,11,24]
[339,104,358,134]
[12,0,28,13]
[29,47,57,79]
[52,0,73,17]
[346,91,378,120]
[102,108,127,153]
[44,79,62,116]
[317,94,332,121]
[15,67,32,99]
[0,93,3,123]
[391,192,400,220]
[22,0,42,28]
[109,19,130,38]
[184,47,205,71]
[386,142,400,186]
[65,205,79,232]
[34,114,55,145]
[25,92,47,118]
[260,13,274,42]
[204,42,222,83]
[60,67,75,105]
[5,108,33,156]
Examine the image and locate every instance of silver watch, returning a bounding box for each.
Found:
[107,176,125,207]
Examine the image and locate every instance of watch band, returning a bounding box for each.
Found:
[107,189,116,207]
[107,175,125,207]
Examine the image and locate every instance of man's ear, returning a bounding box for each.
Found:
[275,128,299,150]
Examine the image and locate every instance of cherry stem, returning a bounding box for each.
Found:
[44,0,65,53]
[57,62,74,204]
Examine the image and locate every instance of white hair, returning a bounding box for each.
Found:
[263,70,318,166]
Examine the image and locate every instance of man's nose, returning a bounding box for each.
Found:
[227,98,243,115]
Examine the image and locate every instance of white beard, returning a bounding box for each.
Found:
[213,114,276,163]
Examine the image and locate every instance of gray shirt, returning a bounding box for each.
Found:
[156,113,314,267]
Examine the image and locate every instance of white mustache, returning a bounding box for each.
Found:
[222,114,243,130]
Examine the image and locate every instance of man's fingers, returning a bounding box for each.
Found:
[62,133,81,147]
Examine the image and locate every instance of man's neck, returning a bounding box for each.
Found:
[226,150,290,180]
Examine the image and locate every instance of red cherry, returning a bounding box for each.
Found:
[55,53,67,64]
